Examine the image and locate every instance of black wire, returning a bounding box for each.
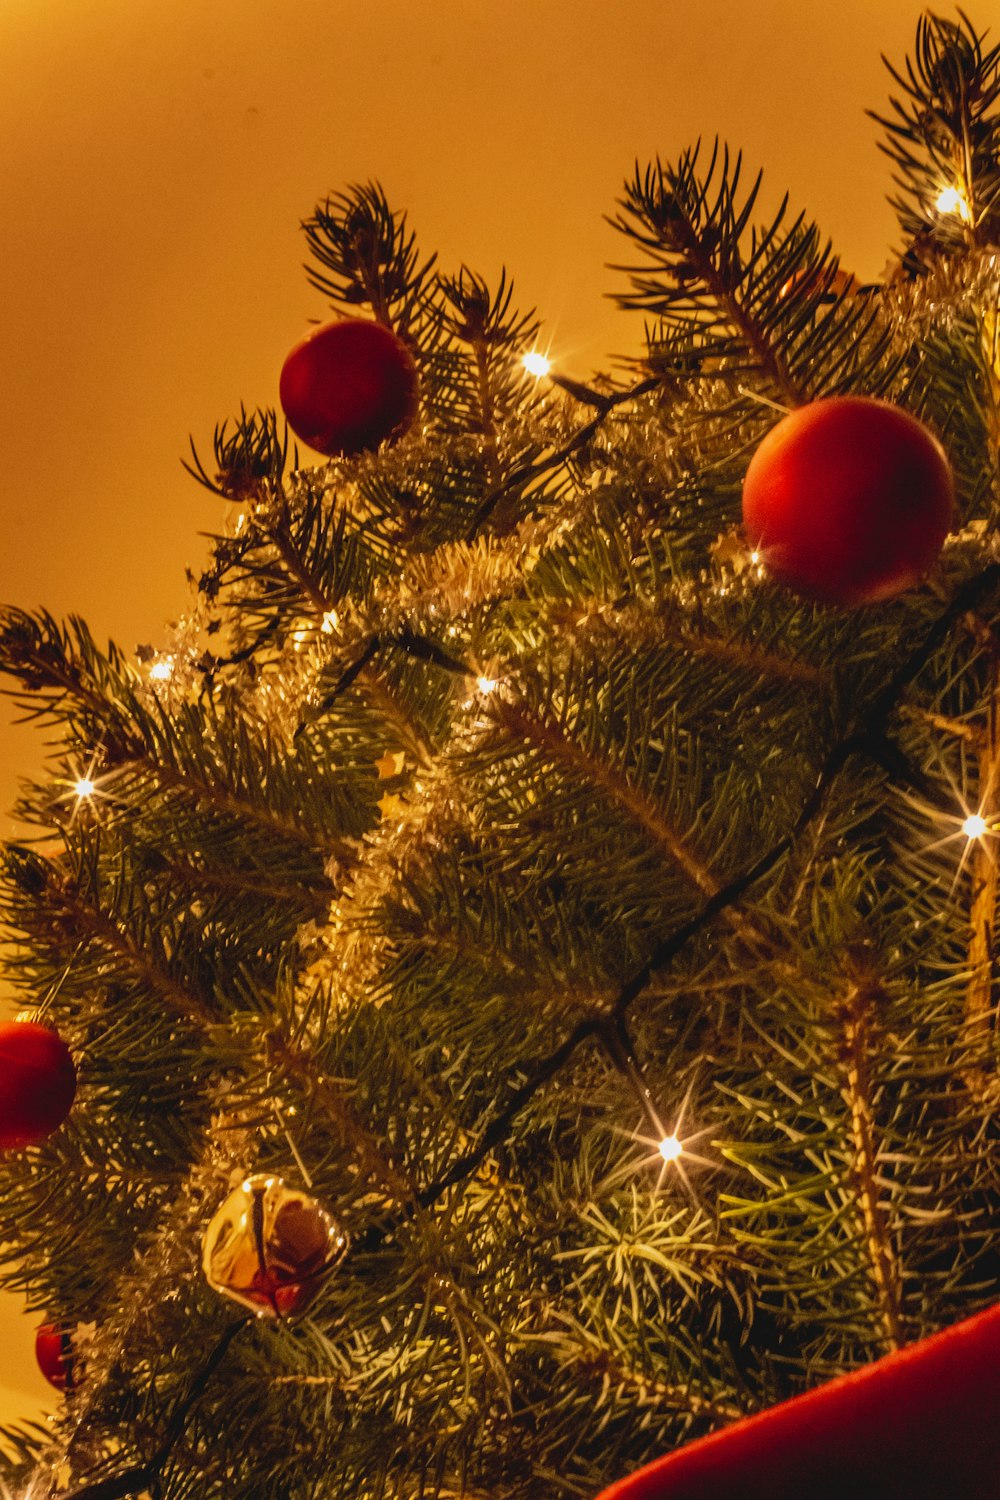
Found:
[56,1318,250,1500]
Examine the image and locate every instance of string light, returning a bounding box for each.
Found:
[60,769,104,824]
[601,1035,710,1193]
[631,1068,715,1196]
[149,659,174,682]
[522,351,551,378]
[476,675,499,695]
[605,1112,714,1201]
[56,754,107,819]
[901,758,996,894]
[934,184,972,222]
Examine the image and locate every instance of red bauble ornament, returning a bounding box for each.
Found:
[593,1302,1000,1500]
[35,1323,75,1391]
[279,318,418,458]
[742,397,953,607]
[0,1019,76,1149]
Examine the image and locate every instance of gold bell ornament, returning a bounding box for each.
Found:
[202,1173,348,1318]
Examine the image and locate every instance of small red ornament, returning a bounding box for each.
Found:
[35,1322,75,1391]
[742,396,953,607]
[592,1302,1000,1500]
[279,318,418,458]
[0,1019,76,1149]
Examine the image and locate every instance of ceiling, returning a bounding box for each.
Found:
[0,0,990,1430]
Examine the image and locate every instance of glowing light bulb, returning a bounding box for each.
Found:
[658,1134,683,1162]
[522,351,551,378]
[149,659,173,682]
[749,550,761,565]
[476,675,499,695]
[963,814,988,839]
[935,185,971,221]
[321,610,340,634]
[73,779,96,799]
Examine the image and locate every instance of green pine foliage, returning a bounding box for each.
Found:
[2,11,1000,1499]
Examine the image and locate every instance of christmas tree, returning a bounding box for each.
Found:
[3,10,1000,1498]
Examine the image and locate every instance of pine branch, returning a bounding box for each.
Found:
[0,609,143,756]
[836,963,906,1352]
[430,268,544,447]
[183,408,290,502]
[55,885,216,1031]
[467,375,659,534]
[267,1029,418,1207]
[963,651,1000,1087]
[897,702,985,743]
[611,142,811,408]
[394,919,609,1021]
[301,182,437,340]
[116,751,350,860]
[870,10,1000,266]
[554,1343,744,1427]
[490,695,721,897]
[268,508,336,617]
[555,600,830,690]
[147,848,334,918]
[415,1017,601,1212]
[356,663,438,770]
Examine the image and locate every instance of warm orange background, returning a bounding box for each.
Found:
[0,0,975,1432]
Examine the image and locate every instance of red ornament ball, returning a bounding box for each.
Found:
[35,1323,74,1391]
[279,318,418,458]
[0,1020,76,1149]
[742,396,953,607]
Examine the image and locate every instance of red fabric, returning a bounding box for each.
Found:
[595,1302,1000,1500]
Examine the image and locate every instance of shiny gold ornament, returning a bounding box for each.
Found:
[201,1173,348,1318]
